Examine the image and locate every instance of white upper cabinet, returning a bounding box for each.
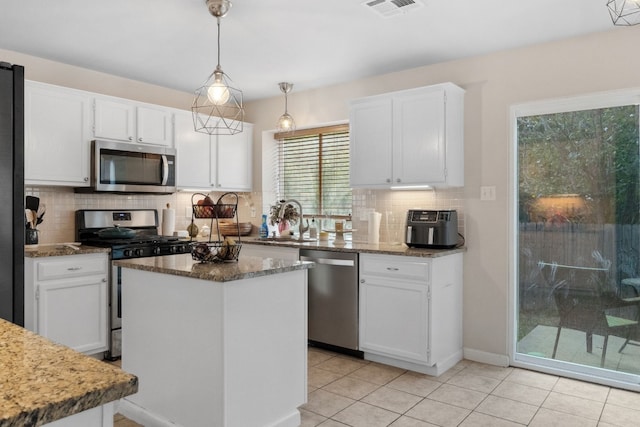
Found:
[350,83,464,188]
[174,110,253,192]
[216,128,253,191]
[94,97,173,146]
[25,81,91,186]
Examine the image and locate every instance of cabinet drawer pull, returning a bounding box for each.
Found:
[67,267,82,271]
[386,267,399,271]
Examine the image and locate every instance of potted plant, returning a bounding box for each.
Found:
[269,201,300,234]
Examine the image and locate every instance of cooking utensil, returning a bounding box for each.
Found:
[36,204,46,225]
[25,209,34,229]
[97,225,137,239]
[26,195,39,212]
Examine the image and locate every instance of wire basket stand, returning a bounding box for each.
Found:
[189,192,242,262]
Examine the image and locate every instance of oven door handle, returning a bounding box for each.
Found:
[161,155,169,185]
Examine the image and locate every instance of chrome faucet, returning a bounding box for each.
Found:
[279,199,309,240]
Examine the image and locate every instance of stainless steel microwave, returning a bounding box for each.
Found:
[90,139,176,194]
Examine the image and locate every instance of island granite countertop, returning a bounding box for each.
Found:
[0,319,137,427]
[113,253,313,282]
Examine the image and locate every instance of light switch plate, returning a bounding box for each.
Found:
[480,186,496,201]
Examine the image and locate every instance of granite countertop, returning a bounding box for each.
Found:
[113,253,313,282]
[244,236,466,258]
[0,319,137,427]
[24,244,110,258]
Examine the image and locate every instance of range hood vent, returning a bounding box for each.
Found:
[363,0,424,18]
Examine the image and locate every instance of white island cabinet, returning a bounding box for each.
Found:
[349,82,464,188]
[24,252,109,356]
[116,254,310,427]
[359,252,463,376]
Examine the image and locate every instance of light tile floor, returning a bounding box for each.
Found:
[111,347,640,426]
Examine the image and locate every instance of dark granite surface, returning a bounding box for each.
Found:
[113,253,313,282]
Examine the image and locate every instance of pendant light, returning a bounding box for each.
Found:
[607,0,640,26]
[276,82,296,133]
[192,0,244,135]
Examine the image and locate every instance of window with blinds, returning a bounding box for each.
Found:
[273,125,351,217]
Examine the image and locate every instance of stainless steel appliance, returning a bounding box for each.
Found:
[0,62,24,325]
[299,249,361,357]
[405,209,459,249]
[84,139,176,194]
[76,209,191,359]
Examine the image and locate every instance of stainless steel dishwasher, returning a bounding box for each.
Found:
[299,249,360,356]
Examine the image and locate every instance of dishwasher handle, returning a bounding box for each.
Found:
[300,256,355,267]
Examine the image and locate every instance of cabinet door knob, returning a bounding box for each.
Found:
[386,267,399,271]
[138,137,143,142]
[128,136,133,141]
[386,178,391,183]
[396,178,401,183]
[102,278,107,283]
[84,177,89,182]
[360,279,365,284]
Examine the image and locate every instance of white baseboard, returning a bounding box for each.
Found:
[264,410,301,427]
[117,398,178,427]
[463,348,510,367]
[364,350,463,377]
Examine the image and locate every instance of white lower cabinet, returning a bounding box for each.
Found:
[359,252,463,376]
[25,253,109,356]
[43,402,114,427]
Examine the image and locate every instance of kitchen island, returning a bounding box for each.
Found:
[0,318,137,427]
[113,254,313,427]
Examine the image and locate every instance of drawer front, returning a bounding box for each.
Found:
[360,254,430,282]
[37,255,108,281]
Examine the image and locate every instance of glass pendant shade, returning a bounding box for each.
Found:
[277,112,296,132]
[276,82,296,133]
[607,0,640,26]
[192,0,244,135]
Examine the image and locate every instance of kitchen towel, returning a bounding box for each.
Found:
[162,204,176,236]
[367,211,382,244]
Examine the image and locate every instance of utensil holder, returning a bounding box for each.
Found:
[26,229,39,246]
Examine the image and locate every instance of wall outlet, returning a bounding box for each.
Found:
[480,186,496,201]
[250,207,257,218]
[185,206,191,218]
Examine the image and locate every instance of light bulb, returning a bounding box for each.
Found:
[207,80,230,105]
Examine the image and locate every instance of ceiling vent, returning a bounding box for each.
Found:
[362,0,424,18]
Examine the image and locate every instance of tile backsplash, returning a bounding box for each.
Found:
[351,187,466,244]
[26,186,465,246]
[25,187,262,244]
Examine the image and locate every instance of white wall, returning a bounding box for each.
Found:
[5,25,640,360]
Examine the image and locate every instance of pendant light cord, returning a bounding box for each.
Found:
[216,16,222,69]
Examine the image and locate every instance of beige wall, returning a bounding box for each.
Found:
[244,26,640,362]
[5,24,640,362]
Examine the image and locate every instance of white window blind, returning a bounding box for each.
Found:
[273,125,351,217]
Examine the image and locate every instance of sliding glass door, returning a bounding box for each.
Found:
[513,92,640,388]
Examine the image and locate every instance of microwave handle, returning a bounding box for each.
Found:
[161,155,169,185]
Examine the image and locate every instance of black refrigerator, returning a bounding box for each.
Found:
[0,62,24,326]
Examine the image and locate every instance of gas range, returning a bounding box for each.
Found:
[80,235,191,260]
[76,209,191,260]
